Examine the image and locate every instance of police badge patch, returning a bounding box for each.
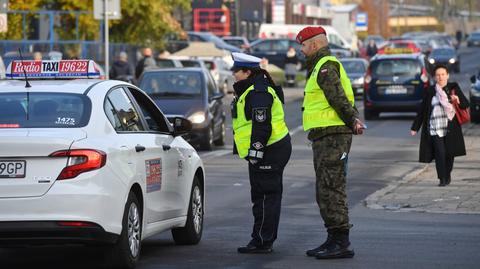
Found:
[252,141,263,150]
[253,107,267,122]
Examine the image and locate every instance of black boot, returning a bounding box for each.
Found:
[306,233,333,257]
[237,243,273,254]
[438,178,446,187]
[445,176,451,185]
[315,230,354,259]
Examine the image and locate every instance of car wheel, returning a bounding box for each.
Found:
[200,125,214,151]
[364,109,379,120]
[172,176,203,245]
[106,192,142,269]
[214,120,226,146]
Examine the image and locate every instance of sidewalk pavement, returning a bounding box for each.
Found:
[365,123,480,214]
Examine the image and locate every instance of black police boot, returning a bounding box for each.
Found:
[315,230,354,259]
[237,243,273,254]
[306,233,333,257]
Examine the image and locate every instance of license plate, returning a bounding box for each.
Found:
[0,160,26,178]
[385,86,407,95]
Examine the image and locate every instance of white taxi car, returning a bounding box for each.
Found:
[0,60,205,268]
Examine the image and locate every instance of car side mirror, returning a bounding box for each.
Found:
[471,75,476,84]
[209,92,224,101]
[172,117,192,136]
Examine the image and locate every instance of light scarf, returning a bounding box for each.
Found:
[435,83,455,120]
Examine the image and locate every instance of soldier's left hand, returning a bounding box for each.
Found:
[353,118,366,135]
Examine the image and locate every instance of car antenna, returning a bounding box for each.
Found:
[18,48,32,88]
[18,48,31,121]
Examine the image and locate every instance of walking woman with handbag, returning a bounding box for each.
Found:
[410,64,470,186]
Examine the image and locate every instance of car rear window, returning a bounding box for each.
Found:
[371,59,422,77]
[341,61,366,74]
[139,71,203,96]
[0,92,91,128]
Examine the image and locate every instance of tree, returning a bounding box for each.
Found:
[0,0,43,40]
[109,0,190,49]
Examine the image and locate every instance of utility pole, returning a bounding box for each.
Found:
[104,0,109,79]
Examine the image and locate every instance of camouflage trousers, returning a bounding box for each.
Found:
[311,133,352,231]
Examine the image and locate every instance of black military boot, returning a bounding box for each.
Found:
[315,230,354,259]
[306,233,333,257]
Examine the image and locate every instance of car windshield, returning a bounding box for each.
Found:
[431,49,455,57]
[372,59,421,76]
[341,61,366,74]
[224,39,244,47]
[140,71,203,96]
[0,92,91,128]
[180,60,201,68]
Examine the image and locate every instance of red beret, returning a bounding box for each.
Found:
[296,26,326,44]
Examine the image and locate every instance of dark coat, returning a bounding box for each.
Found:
[411,82,469,163]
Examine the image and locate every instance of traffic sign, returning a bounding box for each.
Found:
[356,12,368,32]
[93,0,121,20]
[0,13,7,33]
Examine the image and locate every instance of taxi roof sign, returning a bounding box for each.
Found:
[6,60,102,79]
[379,47,417,55]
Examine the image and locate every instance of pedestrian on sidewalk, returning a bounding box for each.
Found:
[135,47,157,79]
[411,64,469,186]
[230,52,292,254]
[296,26,365,259]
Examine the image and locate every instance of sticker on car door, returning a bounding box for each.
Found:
[146,158,162,192]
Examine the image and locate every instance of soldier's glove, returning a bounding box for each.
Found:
[246,149,264,165]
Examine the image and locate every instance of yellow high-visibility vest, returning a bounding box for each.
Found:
[232,85,289,158]
[303,56,355,131]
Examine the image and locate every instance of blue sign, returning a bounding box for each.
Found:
[356,12,368,31]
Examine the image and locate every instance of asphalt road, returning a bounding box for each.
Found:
[2,46,480,269]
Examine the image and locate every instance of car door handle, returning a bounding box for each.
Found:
[162,144,171,151]
[135,145,146,152]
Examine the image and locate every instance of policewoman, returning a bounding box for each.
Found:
[230,52,292,254]
[297,26,365,259]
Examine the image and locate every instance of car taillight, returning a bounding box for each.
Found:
[50,149,106,180]
[420,68,429,88]
[364,67,372,93]
[57,221,97,227]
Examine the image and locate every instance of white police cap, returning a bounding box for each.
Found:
[231,52,261,70]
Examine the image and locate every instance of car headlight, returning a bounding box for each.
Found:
[449,58,456,64]
[188,112,206,124]
[353,77,364,85]
[428,58,435,64]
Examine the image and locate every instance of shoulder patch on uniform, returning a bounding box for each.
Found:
[253,107,267,122]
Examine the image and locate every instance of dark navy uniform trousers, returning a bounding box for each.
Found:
[247,135,291,247]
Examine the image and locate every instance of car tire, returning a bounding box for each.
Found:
[172,176,203,245]
[200,125,214,151]
[364,109,379,120]
[106,192,142,269]
[214,120,226,146]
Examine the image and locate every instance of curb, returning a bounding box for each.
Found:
[363,164,429,210]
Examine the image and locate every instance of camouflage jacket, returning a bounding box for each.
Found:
[304,46,359,141]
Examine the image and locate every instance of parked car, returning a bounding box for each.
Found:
[363,53,431,119]
[467,31,480,47]
[222,36,250,51]
[427,47,460,73]
[0,59,205,269]
[201,57,235,94]
[249,38,305,69]
[470,74,480,123]
[138,68,226,150]
[329,43,353,58]
[340,58,369,96]
[187,31,241,52]
[156,58,183,68]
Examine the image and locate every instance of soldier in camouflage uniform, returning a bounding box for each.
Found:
[296,26,366,259]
